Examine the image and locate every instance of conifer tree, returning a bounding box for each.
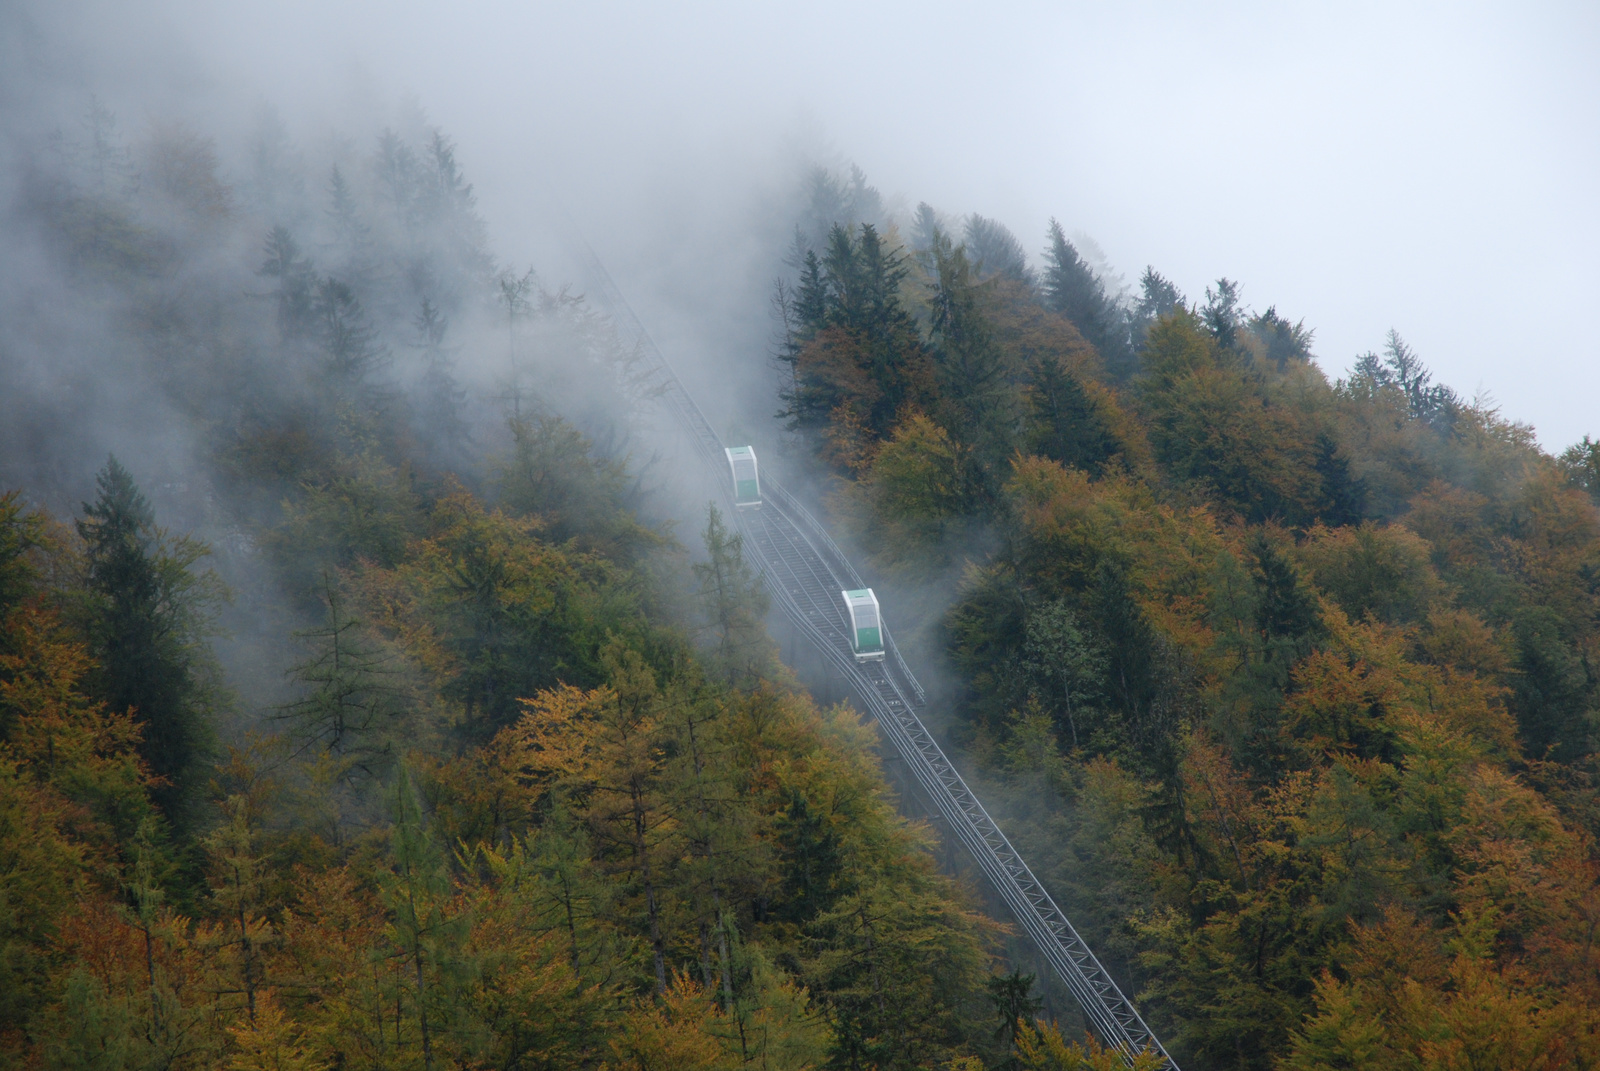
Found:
[411,298,470,465]
[0,491,43,636]
[258,227,317,340]
[1311,434,1365,526]
[277,577,403,780]
[928,228,1010,472]
[1133,266,1184,326]
[1558,435,1600,503]
[314,278,387,394]
[1250,534,1323,670]
[1020,600,1105,749]
[773,788,844,925]
[964,214,1031,283]
[1025,356,1117,474]
[76,456,218,826]
[325,164,373,287]
[382,767,467,1071]
[1201,278,1243,348]
[201,789,273,1024]
[1249,306,1314,370]
[1041,220,1133,378]
[693,504,773,685]
[783,222,932,445]
[988,970,1042,1070]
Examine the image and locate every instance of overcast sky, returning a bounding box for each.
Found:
[11,0,1600,449]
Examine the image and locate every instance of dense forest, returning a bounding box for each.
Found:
[773,189,1600,1067]
[1,98,1598,1071]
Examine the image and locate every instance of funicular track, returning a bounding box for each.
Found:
[572,239,1178,1069]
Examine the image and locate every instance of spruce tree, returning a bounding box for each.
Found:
[928,229,1009,471]
[1250,306,1314,370]
[76,456,217,827]
[316,280,384,382]
[1041,219,1133,378]
[1131,266,1184,349]
[987,969,1042,1069]
[1250,534,1323,669]
[963,213,1031,283]
[412,298,470,464]
[257,227,317,340]
[1311,434,1366,526]
[1026,355,1117,474]
[1202,277,1243,348]
[382,767,466,1071]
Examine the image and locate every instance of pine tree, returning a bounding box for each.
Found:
[374,130,422,235]
[325,164,374,287]
[496,267,535,415]
[1020,600,1105,749]
[773,788,845,925]
[1133,267,1183,325]
[246,105,306,229]
[1558,435,1600,503]
[201,789,274,1025]
[1249,306,1314,370]
[1250,534,1323,670]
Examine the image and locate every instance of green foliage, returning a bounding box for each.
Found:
[12,109,1600,1071]
[494,412,657,562]
[927,228,1017,469]
[1558,434,1600,503]
[75,456,222,829]
[277,578,407,781]
[1041,220,1133,380]
[693,504,775,686]
[775,173,1600,1067]
[1026,356,1120,475]
[1296,522,1442,624]
[269,449,426,598]
[777,223,936,468]
[1140,312,1331,525]
[0,492,44,629]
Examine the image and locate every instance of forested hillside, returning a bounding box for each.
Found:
[0,110,1088,1071]
[2,95,1599,1071]
[773,193,1600,1067]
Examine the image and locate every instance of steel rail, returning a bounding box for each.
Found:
[565,236,1177,1070]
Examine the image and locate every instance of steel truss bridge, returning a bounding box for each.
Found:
[573,241,1178,1070]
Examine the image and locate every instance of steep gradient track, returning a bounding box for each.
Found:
[571,238,1177,1069]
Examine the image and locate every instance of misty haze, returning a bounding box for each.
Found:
[1,3,1598,1069]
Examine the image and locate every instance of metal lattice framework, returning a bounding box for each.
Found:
[570,236,1178,1070]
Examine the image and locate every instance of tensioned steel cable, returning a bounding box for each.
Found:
[560,226,1177,1070]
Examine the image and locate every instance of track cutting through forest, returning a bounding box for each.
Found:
[570,235,1179,1070]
